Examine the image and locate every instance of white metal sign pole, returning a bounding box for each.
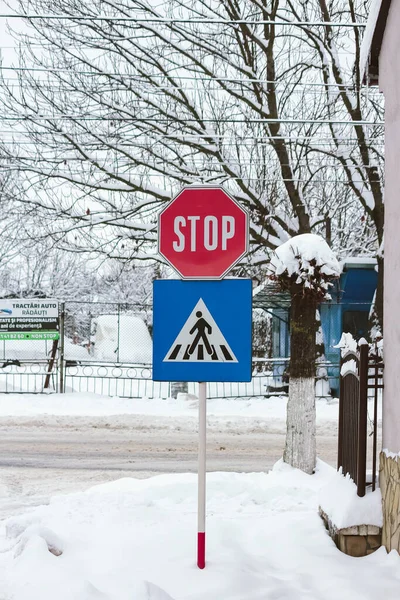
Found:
[197,380,207,569]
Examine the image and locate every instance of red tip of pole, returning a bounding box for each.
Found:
[197,532,206,569]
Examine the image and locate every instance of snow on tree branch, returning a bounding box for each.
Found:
[270,233,341,300]
[0,0,383,284]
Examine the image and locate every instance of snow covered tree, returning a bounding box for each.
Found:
[0,242,97,300]
[95,261,158,307]
[0,173,28,274]
[0,0,382,302]
[271,234,340,473]
[0,0,382,468]
[287,0,384,327]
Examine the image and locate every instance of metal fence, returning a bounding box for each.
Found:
[338,343,383,496]
[0,300,340,399]
[0,360,59,393]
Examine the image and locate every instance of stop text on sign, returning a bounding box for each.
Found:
[158,186,248,279]
[172,215,235,252]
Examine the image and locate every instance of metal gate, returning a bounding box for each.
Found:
[338,343,383,496]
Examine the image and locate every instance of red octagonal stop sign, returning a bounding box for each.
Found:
[158,186,249,279]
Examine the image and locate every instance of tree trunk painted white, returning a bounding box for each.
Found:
[283,284,319,474]
[284,377,316,474]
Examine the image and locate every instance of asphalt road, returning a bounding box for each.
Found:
[0,415,338,518]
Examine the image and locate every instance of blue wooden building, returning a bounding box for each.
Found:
[253,258,378,395]
[320,258,377,374]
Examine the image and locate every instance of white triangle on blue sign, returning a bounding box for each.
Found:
[163,298,238,363]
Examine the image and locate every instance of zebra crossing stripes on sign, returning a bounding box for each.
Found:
[163,299,237,363]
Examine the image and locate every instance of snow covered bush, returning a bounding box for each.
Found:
[270,234,341,301]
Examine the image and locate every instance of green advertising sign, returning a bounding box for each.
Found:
[0,299,59,341]
[0,331,59,341]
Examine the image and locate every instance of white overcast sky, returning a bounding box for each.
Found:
[0,0,25,67]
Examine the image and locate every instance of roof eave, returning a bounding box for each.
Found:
[363,0,392,85]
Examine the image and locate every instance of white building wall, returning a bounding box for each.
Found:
[379,0,400,453]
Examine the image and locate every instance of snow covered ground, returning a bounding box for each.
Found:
[0,392,392,600]
[0,390,337,423]
[0,461,398,600]
[0,390,380,440]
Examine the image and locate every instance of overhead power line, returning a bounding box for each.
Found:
[0,116,384,125]
[0,135,384,144]
[0,66,366,89]
[0,128,383,140]
[0,15,367,27]
[0,166,372,183]
[0,154,382,167]
[1,82,382,97]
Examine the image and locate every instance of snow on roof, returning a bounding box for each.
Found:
[360,0,392,84]
[360,0,384,81]
[341,256,376,265]
[341,256,377,269]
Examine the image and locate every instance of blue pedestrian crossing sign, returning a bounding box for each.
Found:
[153,279,252,382]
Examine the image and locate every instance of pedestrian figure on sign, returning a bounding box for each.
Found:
[163,299,236,363]
[188,311,213,356]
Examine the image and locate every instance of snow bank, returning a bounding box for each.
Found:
[319,469,383,529]
[0,391,379,439]
[0,392,341,424]
[0,461,398,600]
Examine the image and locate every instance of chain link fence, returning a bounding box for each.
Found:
[0,300,339,399]
[63,300,153,363]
